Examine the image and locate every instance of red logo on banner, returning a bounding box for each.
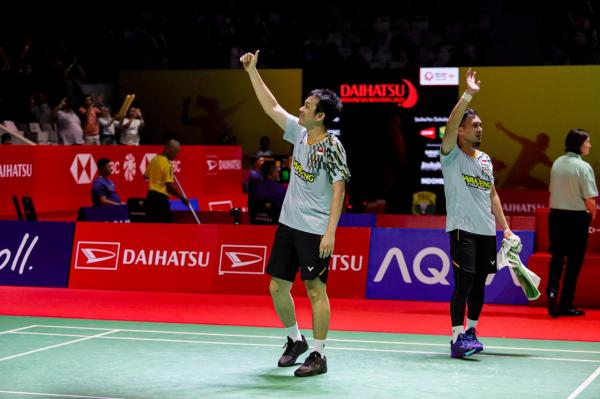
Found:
[219,245,267,275]
[420,127,436,139]
[75,241,120,270]
[339,80,418,108]
[207,159,218,171]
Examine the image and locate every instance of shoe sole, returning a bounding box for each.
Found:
[451,348,477,358]
[294,368,327,377]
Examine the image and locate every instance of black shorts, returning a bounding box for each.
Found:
[144,190,172,223]
[266,224,330,283]
[449,229,497,275]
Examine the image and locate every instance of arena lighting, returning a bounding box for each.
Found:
[339,80,418,108]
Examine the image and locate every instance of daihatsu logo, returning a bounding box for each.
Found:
[219,245,267,275]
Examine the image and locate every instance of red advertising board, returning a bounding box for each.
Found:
[69,222,219,292]
[68,223,371,298]
[212,225,277,295]
[0,145,242,220]
[497,189,549,216]
[212,226,371,298]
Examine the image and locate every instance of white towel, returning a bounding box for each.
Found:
[496,235,541,300]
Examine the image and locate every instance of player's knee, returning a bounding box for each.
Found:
[305,280,326,301]
[269,278,289,297]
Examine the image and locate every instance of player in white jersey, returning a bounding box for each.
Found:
[241,50,350,377]
[441,68,513,358]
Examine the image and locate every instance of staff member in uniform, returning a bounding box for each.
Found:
[144,139,188,223]
[547,129,597,317]
[91,158,122,206]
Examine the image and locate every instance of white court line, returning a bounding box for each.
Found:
[31,324,600,355]
[9,331,599,364]
[0,330,119,363]
[0,325,37,336]
[566,366,600,399]
[15,332,87,338]
[0,390,124,399]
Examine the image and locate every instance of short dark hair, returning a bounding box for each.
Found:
[1,133,11,143]
[97,158,111,170]
[460,108,478,127]
[565,128,590,154]
[260,160,276,178]
[309,88,342,129]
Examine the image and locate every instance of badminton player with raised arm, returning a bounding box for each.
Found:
[241,50,350,377]
[441,68,513,358]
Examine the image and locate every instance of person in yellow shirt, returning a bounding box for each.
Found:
[143,139,189,223]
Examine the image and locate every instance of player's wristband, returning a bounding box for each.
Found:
[461,92,473,103]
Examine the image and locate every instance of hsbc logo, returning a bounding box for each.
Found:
[219,245,267,275]
[75,241,120,270]
[139,153,157,175]
[70,154,97,184]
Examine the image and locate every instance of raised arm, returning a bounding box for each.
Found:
[442,68,480,155]
[240,50,289,130]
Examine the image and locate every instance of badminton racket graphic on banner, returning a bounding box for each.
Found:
[174,174,201,224]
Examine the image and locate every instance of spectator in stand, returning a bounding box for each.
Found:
[91,158,123,206]
[52,98,83,145]
[30,93,52,124]
[1,133,12,144]
[120,107,144,145]
[254,135,273,158]
[244,156,265,194]
[79,95,101,145]
[99,106,117,145]
[249,160,287,224]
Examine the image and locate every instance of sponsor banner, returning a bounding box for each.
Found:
[0,145,242,219]
[212,225,277,295]
[366,228,534,304]
[338,214,376,227]
[419,67,460,86]
[0,221,74,287]
[69,223,370,298]
[69,222,219,292]
[498,189,549,216]
[214,226,371,299]
[339,81,418,108]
